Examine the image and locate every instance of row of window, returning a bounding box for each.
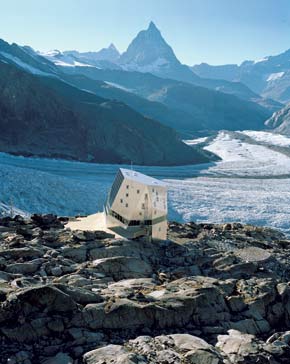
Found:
[108,208,167,227]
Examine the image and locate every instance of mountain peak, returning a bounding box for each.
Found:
[119,21,180,73]
[148,21,159,32]
[108,43,118,52]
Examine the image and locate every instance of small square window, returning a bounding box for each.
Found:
[126,193,129,197]
[120,199,123,203]
[125,203,128,208]
[126,185,129,189]
[141,203,145,209]
[137,189,140,194]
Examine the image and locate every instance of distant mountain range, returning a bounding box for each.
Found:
[1,22,290,165]
[0,46,210,165]
[192,49,290,104]
[40,22,281,114]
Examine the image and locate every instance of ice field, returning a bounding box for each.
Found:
[1,130,290,234]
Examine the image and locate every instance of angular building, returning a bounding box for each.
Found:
[104,168,167,240]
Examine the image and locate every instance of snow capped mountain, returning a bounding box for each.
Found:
[119,21,179,71]
[77,43,120,63]
[39,49,98,67]
[40,44,120,69]
[118,21,199,82]
[0,39,59,76]
[192,47,290,103]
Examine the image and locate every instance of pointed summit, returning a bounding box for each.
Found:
[119,22,180,73]
[108,43,118,51]
[148,21,159,32]
[119,22,198,82]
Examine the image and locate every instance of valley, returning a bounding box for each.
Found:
[1,130,290,234]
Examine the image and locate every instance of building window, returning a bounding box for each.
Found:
[152,189,155,192]
[126,185,129,189]
[126,193,129,197]
[120,199,123,203]
[141,203,145,209]
[137,189,140,194]
[125,203,128,208]
[159,227,161,232]
[154,210,157,215]
[139,212,142,216]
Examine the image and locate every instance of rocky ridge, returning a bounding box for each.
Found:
[0,215,290,363]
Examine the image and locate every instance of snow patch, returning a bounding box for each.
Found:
[254,57,269,64]
[122,57,169,73]
[183,137,208,145]
[267,72,285,82]
[104,81,132,92]
[0,52,51,76]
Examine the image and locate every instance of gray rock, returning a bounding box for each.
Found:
[41,353,73,364]
[51,266,62,276]
[5,262,40,274]
[216,329,259,362]
[83,345,127,364]
[92,256,153,280]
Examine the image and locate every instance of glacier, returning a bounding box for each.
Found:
[1,130,290,234]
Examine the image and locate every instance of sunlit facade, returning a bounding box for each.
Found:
[105,168,167,240]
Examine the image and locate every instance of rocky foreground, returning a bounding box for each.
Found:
[0,215,290,363]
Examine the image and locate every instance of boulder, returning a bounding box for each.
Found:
[83,345,128,364]
[41,353,73,364]
[92,256,153,280]
[5,262,40,274]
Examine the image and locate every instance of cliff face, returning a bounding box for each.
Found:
[0,215,290,363]
[0,62,209,166]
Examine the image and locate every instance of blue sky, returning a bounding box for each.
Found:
[1,0,290,65]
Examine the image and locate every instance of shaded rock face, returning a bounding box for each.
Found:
[0,216,290,363]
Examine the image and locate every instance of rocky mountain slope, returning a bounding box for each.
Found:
[265,103,290,135]
[0,36,273,138]
[0,60,210,165]
[63,67,271,133]
[0,214,290,363]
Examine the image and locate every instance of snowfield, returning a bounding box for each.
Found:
[166,177,290,234]
[203,131,290,177]
[240,130,290,147]
[1,130,290,234]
